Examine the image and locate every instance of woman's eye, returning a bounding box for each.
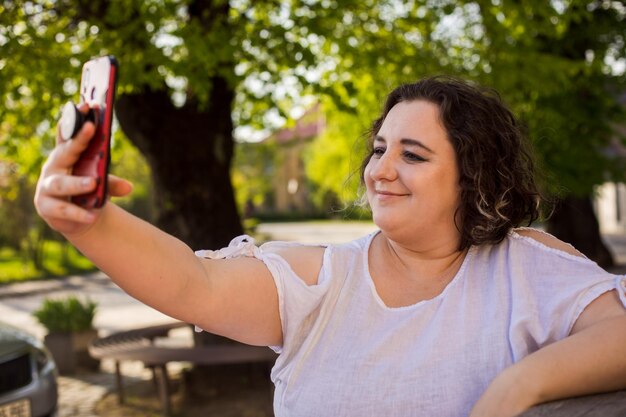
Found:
[403,151,427,162]
[372,147,385,157]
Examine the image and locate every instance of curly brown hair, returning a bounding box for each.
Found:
[361,76,542,250]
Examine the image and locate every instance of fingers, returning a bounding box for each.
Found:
[34,172,97,226]
[108,174,133,197]
[39,174,97,197]
[42,173,134,198]
[35,194,96,224]
[38,171,133,203]
[50,121,96,170]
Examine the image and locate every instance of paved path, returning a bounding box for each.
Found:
[255,221,377,244]
[55,355,188,417]
[0,222,624,416]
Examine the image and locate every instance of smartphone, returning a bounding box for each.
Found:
[71,55,119,208]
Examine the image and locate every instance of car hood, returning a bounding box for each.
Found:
[0,321,39,357]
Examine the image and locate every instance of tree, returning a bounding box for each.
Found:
[472,0,626,267]
[3,0,624,302]
[0,0,445,248]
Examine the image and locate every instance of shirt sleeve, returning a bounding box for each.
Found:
[258,241,332,354]
[507,233,626,360]
[194,235,332,354]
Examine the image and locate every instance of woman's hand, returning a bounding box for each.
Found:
[469,364,539,417]
[34,104,133,237]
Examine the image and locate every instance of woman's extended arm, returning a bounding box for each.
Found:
[34,112,295,346]
[469,290,626,417]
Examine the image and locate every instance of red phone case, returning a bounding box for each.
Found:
[71,56,118,208]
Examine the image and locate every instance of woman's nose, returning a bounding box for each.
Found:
[369,153,398,182]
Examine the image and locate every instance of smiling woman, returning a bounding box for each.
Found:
[361,77,541,251]
[364,100,461,249]
[33,75,626,417]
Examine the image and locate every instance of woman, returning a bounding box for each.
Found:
[35,76,626,417]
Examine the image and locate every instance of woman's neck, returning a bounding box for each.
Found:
[375,232,467,284]
[368,232,469,307]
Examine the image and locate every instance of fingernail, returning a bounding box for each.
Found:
[82,178,93,187]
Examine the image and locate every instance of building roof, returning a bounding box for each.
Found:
[267,103,325,144]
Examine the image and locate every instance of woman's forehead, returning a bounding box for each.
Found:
[377,100,447,146]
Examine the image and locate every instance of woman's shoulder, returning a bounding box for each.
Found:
[509,227,586,259]
[469,227,600,273]
[259,233,374,286]
[260,242,327,286]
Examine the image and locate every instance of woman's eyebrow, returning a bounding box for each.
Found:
[374,135,434,153]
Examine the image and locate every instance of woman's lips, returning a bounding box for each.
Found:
[375,190,408,200]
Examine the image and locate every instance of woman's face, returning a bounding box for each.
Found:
[364,100,461,244]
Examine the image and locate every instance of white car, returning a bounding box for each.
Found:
[0,321,58,417]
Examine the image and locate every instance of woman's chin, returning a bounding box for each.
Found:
[372,216,400,235]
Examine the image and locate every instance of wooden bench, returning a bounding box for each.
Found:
[89,321,277,415]
[520,390,626,416]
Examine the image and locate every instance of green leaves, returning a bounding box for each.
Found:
[33,296,97,333]
[2,0,624,219]
[475,0,626,196]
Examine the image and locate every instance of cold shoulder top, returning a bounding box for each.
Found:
[195,229,626,417]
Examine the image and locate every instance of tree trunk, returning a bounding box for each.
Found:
[546,195,614,269]
[115,77,243,250]
[115,77,250,394]
[65,0,251,394]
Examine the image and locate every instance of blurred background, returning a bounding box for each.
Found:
[1,0,626,280]
[1,1,626,416]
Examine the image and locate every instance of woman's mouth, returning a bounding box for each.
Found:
[375,190,408,200]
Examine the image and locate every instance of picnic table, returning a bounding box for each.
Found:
[88,321,277,415]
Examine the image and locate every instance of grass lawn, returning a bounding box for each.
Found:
[0,242,95,284]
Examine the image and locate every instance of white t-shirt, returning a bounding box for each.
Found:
[196,229,626,417]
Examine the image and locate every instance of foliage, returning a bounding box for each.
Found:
[1,1,625,259]
[0,241,94,284]
[7,1,446,249]
[303,1,626,208]
[0,113,153,273]
[0,1,154,270]
[1,0,442,136]
[303,75,382,212]
[0,163,33,250]
[109,128,155,222]
[33,295,97,333]
[471,0,626,197]
[232,139,278,214]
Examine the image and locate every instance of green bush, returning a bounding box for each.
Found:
[33,296,97,333]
